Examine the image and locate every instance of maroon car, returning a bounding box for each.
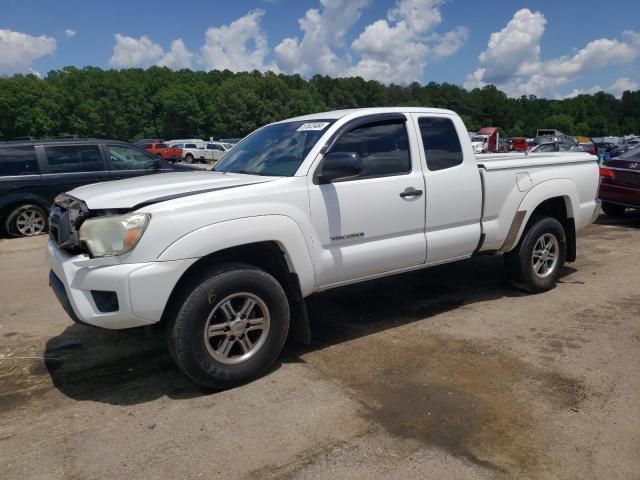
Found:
[598,146,640,216]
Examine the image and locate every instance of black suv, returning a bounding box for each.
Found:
[0,139,197,237]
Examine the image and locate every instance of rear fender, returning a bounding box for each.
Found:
[507,179,578,251]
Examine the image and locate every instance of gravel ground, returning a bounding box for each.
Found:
[1,213,639,480]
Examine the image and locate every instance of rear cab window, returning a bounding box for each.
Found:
[417,117,463,171]
[44,145,105,173]
[0,146,40,176]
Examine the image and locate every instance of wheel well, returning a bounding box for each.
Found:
[160,241,311,342]
[528,196,576,262]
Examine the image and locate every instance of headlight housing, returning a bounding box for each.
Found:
[79,213,150,257]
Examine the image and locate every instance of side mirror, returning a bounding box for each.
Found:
[318,152,362,184]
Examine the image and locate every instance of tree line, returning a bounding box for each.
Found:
[0,66,638,142]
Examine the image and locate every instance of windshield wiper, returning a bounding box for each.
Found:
[231,170,273,176]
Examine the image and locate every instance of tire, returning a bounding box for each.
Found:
[5,204,48,237]
[184,154,194,164]
[167,263,290,389]
[601,202,626,217]
[504,215,566,294]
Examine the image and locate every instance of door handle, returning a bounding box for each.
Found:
[399,188,423,198]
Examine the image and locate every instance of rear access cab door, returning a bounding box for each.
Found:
[408,113,482,264]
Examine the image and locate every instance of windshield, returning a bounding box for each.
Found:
[214,120,334,176]
[471,136,486,142]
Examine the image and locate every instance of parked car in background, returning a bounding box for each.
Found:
[142,142,182,161]
[530,141,582,153]
[218,137,242,145]
[510,137,529,151]
[594,141,619,153]
[133,138,164,147]
[0,139,197,237]
[598,146,640,216]
[166,139,204,148]
[578,141,596,155]
[175,141,229,163]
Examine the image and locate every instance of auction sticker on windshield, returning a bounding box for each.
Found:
[297,122,330,131]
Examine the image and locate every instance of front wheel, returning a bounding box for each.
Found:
[504,216,566,293]
[167,263,290,389]
[184,154,194,164]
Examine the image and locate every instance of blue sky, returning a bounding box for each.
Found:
[1,0,639,98]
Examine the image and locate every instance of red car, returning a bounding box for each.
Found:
[510,137,529,151]
[598,146,640,216]
[142,142,182,161]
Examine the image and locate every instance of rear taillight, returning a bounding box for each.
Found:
[599,167,616,179]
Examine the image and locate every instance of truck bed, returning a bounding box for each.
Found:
[475,152,599,251]
[476,152,597,170]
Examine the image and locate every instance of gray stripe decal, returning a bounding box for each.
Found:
[132,181,269,209]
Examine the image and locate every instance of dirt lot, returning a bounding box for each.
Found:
[1,214,639,480]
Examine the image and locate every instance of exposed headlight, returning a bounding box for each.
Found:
[79,213,150,257]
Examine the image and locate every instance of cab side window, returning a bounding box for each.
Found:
[330,120,411,179]
[108,145,155,170]
[45,145,105,173]
[418,117,463,171]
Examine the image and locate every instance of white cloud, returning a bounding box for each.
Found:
[200,9,274,72]
[608,77,640,97]
[109,34,164,68]
[562,85,603,99]
[275,0,469,83]
[64,29,76,39]
[109,34,194,69]
[349,0,468,82]
[431,26,470,60]
[465,8,640,98]
[465,8,546,89]
[563,77,640,100]
[0,28,57,75]
[158,39,194,69]
[275,0,369,77]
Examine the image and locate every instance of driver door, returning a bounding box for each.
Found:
[308,116,427,287]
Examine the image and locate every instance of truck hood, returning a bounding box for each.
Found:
[68,171,277,210]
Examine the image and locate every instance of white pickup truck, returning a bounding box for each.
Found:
[47,107,600,388]
[174,142,229,164]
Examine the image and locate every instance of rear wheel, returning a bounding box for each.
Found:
[167,263,290,389]
[601,202,626,217]
[5,204,48,237]
[504,215,566,293]
[184,154,194,164]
